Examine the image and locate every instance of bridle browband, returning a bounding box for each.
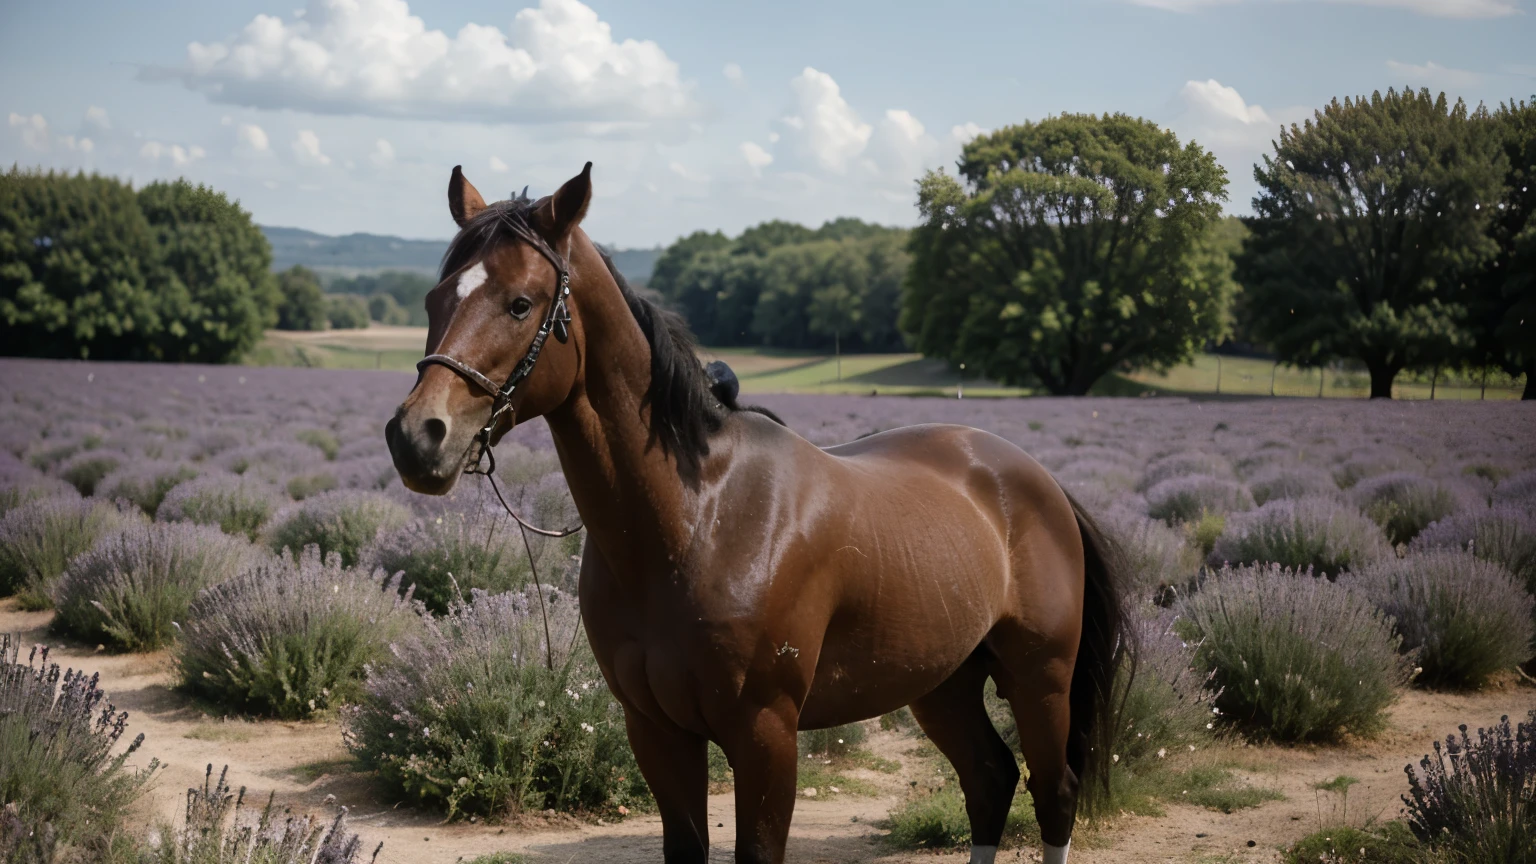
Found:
[416,204,580,539]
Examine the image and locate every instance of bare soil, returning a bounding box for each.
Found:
[5,597,1532,864]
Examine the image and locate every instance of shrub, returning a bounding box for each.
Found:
[1493,468,1536,509]
[799,722,868,759]
[343,588,649,819]
[1352,472,1469,546]
[1139,452,1233,491]
[1102,511,1200,604]
[0,473,76,517]
[1179,564,1410,741]
[267,490,411,567]
[1209,496,1387,578]
[1403,713,1536,862]
[295,428,340,461]
[176,546,420,719]
[158,473,283,541]
[1248,464,1341,506]
[1412,506,1536,594]
[285,472,339,500]
[0,496,132,608]
[1333,451,1421,490]
[1348,551,1534,689]
[1113,611,1221,769]
[359,509,530,614]
[96,461,199,515]
[52,522,261,652]
[0,636,158,862]
[58,452,121,496]
[882,784,1037,851]
[1145,475,1254,524]
[146,764,380,864]
[1284,824,1423,864]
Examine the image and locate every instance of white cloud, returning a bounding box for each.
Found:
[83,106,111,130]
[723,62,743,83]
[950,122,986,144]
[867,109,940,183]
[489,155,509,173]
[236,123,270,153]
[140,141,206,166]
[158,0,698,124]
[292,129,331,166]
[59,135,93,153]
[8,113,50,151]
[1168,79,1310,211]
[370,138,395,166]
[668,161,709,183]
[740,141,773,174]
[1385,59,1482,90]
[782,67,872,173]
[1128,0,1517,16]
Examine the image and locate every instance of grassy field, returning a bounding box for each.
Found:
[245,326,1526,400]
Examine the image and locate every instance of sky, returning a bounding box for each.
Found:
[2,0,1533,249]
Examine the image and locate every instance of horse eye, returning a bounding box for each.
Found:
[510,297,533,319]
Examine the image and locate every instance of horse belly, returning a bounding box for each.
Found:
[798,543,1007,729]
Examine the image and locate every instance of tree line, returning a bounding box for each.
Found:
[4,87,1530,398]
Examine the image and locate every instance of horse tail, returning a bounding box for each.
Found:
[1064,490,1134,816]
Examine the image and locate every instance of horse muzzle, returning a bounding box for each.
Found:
[385,405,471,495]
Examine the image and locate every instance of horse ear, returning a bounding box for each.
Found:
[542,162,592,240]
[448,165,487,228]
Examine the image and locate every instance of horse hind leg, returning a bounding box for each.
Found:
[907,651,1019,864]
[988,630,1080,864]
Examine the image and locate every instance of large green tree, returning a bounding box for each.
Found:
[0,168,163,360]
[1236,88,1505,398]
[652,220,909,351]
[1476,97,1536,399]
[901,113,1229,395]
[138,179,278,362]
[275,265,328,331]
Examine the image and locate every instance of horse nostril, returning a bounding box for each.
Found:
[422,417,449,445]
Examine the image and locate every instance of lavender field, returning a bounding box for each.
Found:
[3,356,1535,864]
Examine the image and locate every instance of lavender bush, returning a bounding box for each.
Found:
[1179,565,1410,741]
[1412,506,1536,594]
[1352,472,1472,546]
[1493,469,1536,510]
[176,547,421,719]
[96,461,199,516]
[1403,713,1536,862]
[1139,452,1234,491]
[147,764,380,864]
[1247,464,1341,506]
[343,588,649,819]
[359,509,531,615]
[157,473,284,541]
[1101,511,1201,604]
[1112,611,1222,768]
[52,522,262,652]
[1348,551,1534,689]
[267,490,412,567]
[57,452,122,497]
[0,496,134,609]
[0,636,158,862]
[1144,475,1254,524]
[1209,496,1387,578]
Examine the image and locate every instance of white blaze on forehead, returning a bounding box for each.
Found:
[455,262,489,300]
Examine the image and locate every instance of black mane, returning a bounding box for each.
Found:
[439,197,781,481]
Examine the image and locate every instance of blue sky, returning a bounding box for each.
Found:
[3,0,1532,248]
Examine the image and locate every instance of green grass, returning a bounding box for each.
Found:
[1284,823,1424,864]
[461,854,529,864]
[182,721,256,743]
[284,758,356,784]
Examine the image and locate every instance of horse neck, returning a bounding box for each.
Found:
[543,237,696,576]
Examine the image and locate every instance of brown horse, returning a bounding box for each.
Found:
[385,163,1129,864]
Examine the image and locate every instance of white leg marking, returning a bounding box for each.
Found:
[1043,839,1071,864]
[969,845,997,864]
[456,261,489,299]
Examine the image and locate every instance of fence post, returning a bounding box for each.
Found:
[1318,365,1325,399]
[1215,355,1222,395]
[1270,362,1277,397]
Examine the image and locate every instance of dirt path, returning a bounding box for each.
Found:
[6,598,1532,864]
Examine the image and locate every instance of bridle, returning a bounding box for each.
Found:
[415,208,580,540]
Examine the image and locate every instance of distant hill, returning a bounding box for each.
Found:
[261,225,662,286]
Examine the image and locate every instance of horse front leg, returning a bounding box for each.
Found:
[719,697,800,864]
[622,704,710,864]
